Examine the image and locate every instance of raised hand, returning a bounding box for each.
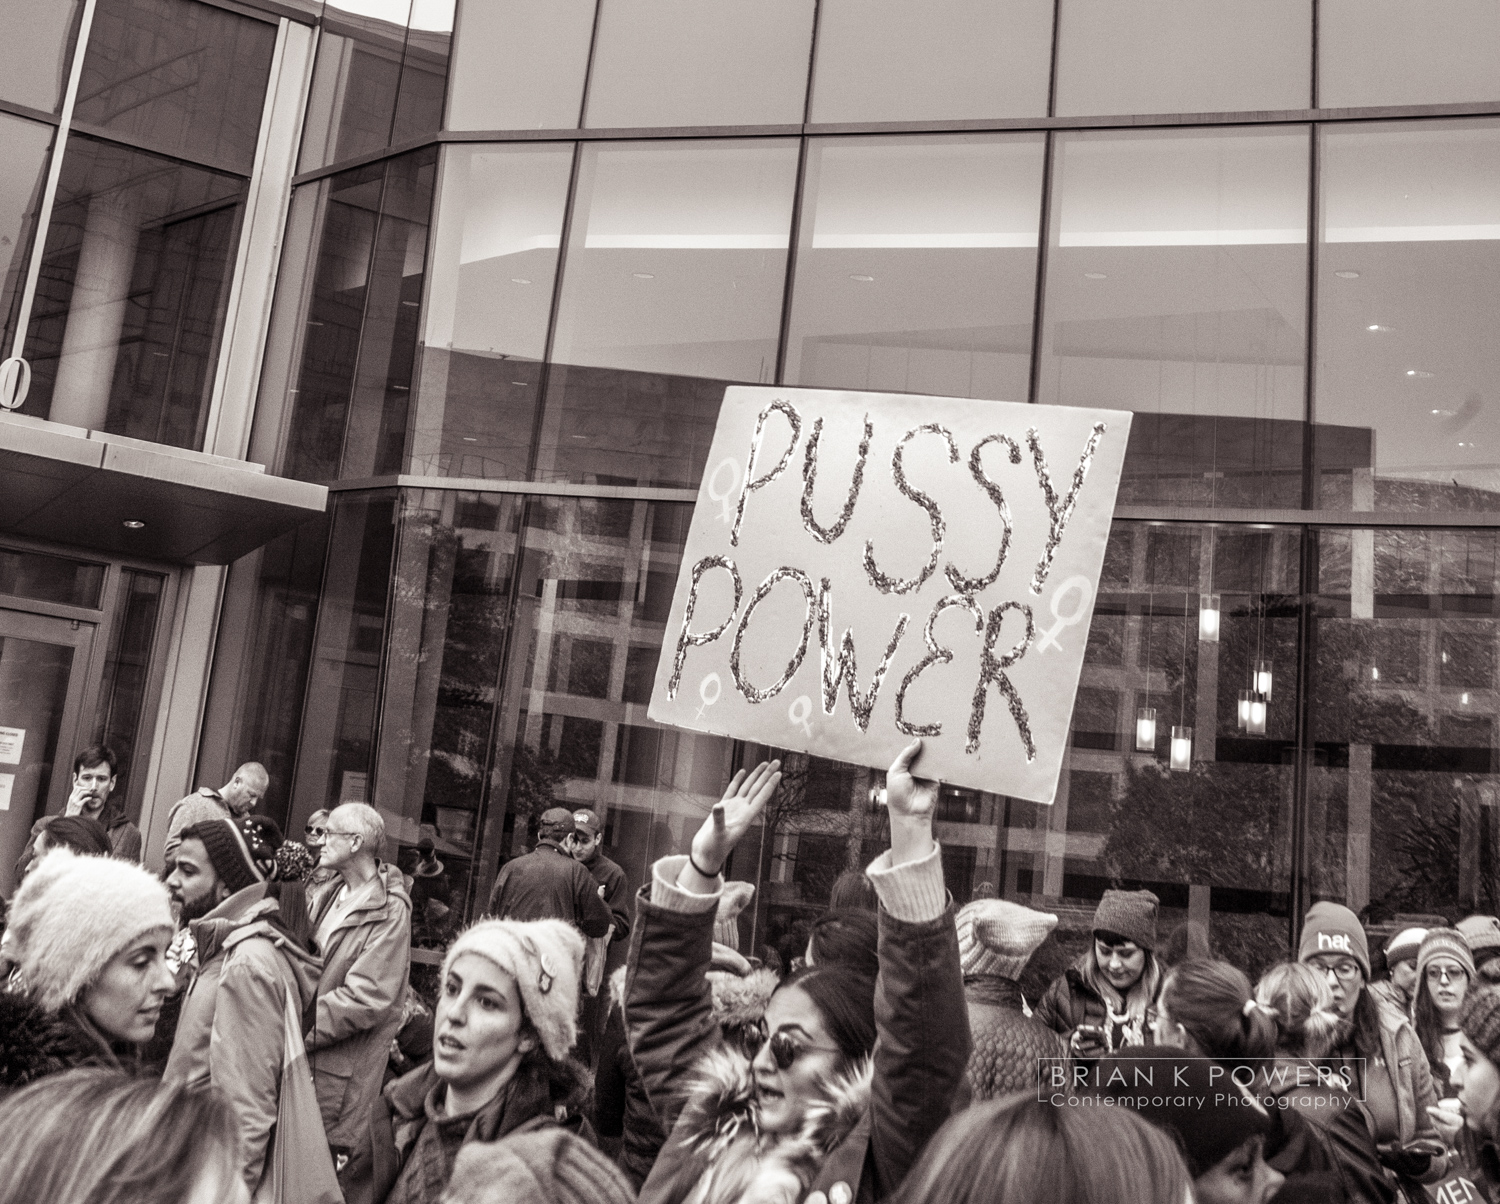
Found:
[688,760,781,881]
[885,739,938,868]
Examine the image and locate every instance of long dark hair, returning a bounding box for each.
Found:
[265,880,316,953]
[779,964,877,1065]
[1160,959,1277,1076]
[1413,972,1467,1086]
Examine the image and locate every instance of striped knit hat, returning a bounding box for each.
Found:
[1384,927,1428,969]
[1417,928,1475,984]
[1459,987,1500,1065]
[956,899,1057,980]
[179,816,266,894]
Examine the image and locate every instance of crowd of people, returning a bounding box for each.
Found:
[8,742,1500,1203]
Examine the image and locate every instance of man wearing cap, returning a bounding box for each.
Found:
[163,816,321,1194]
[571,809,631,1064]
[1372,926,1428,1013]
[487,807,612,939]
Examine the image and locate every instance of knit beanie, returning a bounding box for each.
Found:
[1460,988,1500,1065]
[181,817,266,894]
[1095,1049,1271,1177]
[1298,901,1370,980]
[1417,928,1476,984]
[443,1128,634,1204]
[1384,927,1428,969]
[7,849,175,1012]
[1459,916,1500,962]
[956,899,1057,980]
[714,881,755,950]
[444,919,585,1061]
[1093,889,1159,951]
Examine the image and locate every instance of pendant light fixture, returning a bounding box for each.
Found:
[1171,589,1192,771]
[1135,560,1156,752]
[1198,593,1221,642]
[1170,726,1193,770]
[1254,658,1273,699]
[1237,688,1252,731]
[1245,693,1268,736]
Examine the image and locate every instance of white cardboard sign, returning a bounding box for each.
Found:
[647,386,1131,804]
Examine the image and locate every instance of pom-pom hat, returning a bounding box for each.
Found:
[7,849,174,1012]
[443,919,585,1060]
[956,899,1057,980]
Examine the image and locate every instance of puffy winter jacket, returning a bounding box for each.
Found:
[963,976,1065,1100]
[163,885,323,1194]
[625,848,971,1204]
[1034,954,1159,1054]
[307,862,412,1153]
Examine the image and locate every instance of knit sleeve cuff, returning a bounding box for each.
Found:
[866,841,946,923]
[649,855,721,914]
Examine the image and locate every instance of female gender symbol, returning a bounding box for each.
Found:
[696,673,722,721]
[787,695,814,737]
[705,457,741,525]
[1035,575,1093,653]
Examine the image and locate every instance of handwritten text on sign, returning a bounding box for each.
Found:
[648,387,1131,803]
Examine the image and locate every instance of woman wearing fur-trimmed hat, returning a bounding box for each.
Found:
[623,740,970,1204]
[0,849,176,1092]
[360,917,594,1204]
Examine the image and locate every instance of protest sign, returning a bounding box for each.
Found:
[648,386,1131,803]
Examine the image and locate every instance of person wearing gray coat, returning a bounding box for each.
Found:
[306,803,413,1176]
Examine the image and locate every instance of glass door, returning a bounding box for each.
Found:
[0,610,95,896]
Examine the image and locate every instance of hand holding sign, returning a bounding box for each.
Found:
[885,738,938,867]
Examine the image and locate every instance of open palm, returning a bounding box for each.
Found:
[691,759,782,875]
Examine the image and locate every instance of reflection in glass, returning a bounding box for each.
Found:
[267,148,437,482]
[75,0,277,174]
[21,135,247,448]
[94,569,163,817]
[445,0,594,131]
[1321,0,1500,108]
[785,135,1043,400]
[584,0,813,128]
[810,0,1051,123]
[542,140,799,487]
[0,115,56,355]
[392,0,455,144]
[1316,121,1500,510]
[0,548,104,608]
[0,0,83,114]
[1309,528,1500,923]
[1038,127,1309,507]
[413,144,572,479]
[1055,0,1310,116]
[0,636,74,898]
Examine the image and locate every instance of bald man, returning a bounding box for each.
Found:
[163,762,269,862]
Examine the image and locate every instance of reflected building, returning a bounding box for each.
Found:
[1,0,1499,986]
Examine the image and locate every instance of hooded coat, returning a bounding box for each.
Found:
[0,990,118,1093]
[307,861,413,1152]
[163,884,322,1194]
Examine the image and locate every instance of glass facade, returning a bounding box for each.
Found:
[195,0,1500,970]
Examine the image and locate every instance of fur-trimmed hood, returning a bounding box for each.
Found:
[656,1045,872,1204]
[0,990,116,1093]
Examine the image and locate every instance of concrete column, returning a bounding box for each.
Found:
[1189,883,1212,947]
[1346,742,1372,911]
[51,189,141,430]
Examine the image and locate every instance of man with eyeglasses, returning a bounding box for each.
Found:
[162,761,269,862]
[1300,901,1451,1190]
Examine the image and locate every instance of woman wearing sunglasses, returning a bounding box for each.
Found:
[626,739,969,1204]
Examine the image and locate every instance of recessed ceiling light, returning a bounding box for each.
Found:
[1431,408,1455,416]
[1334,270,1361,279]
[123,520,145,530]
[1366,324,1388,332]
[1407,369,1434,378]
[510,381,529,387]
[849,274,874,282]
[462,437,477,442]
[1459,441,1475,448]
[633,272,655,280]
[1084,272,1108,280]
[510,277,531,284]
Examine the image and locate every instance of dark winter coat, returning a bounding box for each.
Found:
[0,991,119,1093]
[486,841,612,937]
[625,883,971,1204]
[359,1055,593,1204]
[595,966,668,1188]
[583,848,632,947]
[1034,955,1158,1054]
[1255,1056,1394,1204]
[963,976,1065,1100]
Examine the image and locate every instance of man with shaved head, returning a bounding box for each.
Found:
[163,762,270,862]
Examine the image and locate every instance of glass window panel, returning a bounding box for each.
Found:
[391,0,455,144]
[1309,528,1500,923]
[0,0,84,114]
[1315,120,1500,512]
[412,143,572,479]
[809,0,1052,123]
[445,0,594,130]
[583,0,813,128]
[93,569,163,818]
[300,0,412,171]
[1055,0,1310,117]
[0,548,104,608]
[0,114,56,359]
[265,147,436,482]
[1038,127,1309,508]
[1320,0,1500,108]
[74,0,277,174]
[20,135,247,449]
[542,139,798,487]
[784,134,1044,401]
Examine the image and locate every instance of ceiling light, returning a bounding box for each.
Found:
[633,272,655,279]
[510,381,529,387]
[1334,270,1361,279]
[1407,370,1433,378]
[1366,325,1388,332]
[849,274,874,282]
[1084,272,1107,280]
[123,520,145,530]
[462,437,477,442]
[510,277,531,284]
[1432,409,1454,416]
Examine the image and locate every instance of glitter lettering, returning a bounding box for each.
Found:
[817,576,909,731]
[1028,422,1107,595]
[730,566,817,704]
[667,556,743,698]
[945,433,1022,594]
[801,413,872,545]
[730,401,802,548]
[896,594,985,737]
[967,600,1036,759]
[863,423,960,595]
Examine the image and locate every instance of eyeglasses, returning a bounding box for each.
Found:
[752,1022,842,1071]
[304,825,327,837]
[1427,965,1467,984]
[1311,959,1363,984]
[322,828,359,842]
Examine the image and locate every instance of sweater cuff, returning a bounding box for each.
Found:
[866,841,946,923]
[649,855,721,914]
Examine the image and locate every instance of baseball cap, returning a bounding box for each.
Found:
[573,809,602,838]
[539,807,578,836]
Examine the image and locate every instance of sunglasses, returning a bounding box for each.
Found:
[305,825,327,837]
[753,1022,842,1071]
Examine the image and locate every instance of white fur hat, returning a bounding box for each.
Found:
[8,848,175,1012]
[956,898,1058,980]
[443,919,585,1061]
